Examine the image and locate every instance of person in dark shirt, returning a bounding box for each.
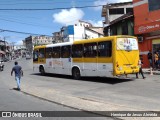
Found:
[11,61,23,91]
[147,50,152,67]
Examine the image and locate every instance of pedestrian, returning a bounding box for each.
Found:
[136,59,145,79]
[147,50,152,67]
[11,61,23,91]
[154,52,159,69]
[158,49,160,69]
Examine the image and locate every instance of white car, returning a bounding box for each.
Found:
[26,54,31,59]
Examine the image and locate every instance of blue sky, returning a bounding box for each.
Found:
[0,0,131,45]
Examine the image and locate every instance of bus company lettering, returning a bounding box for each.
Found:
[53,60,63,66]
[49,61,52,66]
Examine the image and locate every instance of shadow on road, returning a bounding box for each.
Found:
[31,73,134,85]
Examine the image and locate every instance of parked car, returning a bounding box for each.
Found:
[26,54,31,59]
[3,58,9,62]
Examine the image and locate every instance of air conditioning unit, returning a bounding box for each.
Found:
[137,36,143,42]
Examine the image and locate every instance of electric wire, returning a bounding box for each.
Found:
[0,28,52,36]
[0,5,105,11]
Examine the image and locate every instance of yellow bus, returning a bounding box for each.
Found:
[33,36,139,79]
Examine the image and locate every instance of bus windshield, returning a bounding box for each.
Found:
[116,38,138,51]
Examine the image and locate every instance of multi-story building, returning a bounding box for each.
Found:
[0,40,5,60]
[25,35,54,54]
[52,32,63,43]
[53,20,103,43]
[102,1,133,25]
[0,40,11,60]
[102,1,134,36]
[103,12,134,36]
[133,0,160,68]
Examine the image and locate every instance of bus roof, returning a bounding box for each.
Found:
[73,35,136,44]
[34,45,46,49]
[46,42,73,48]
[34,35,137,49]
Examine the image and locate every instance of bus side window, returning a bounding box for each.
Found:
[39,48,45,58]
[98,41,112,57]
[46,47,52,58]
[61,46,71,58]
[72,44,83,58]
[53,47,60,58]
[84,43,97,57]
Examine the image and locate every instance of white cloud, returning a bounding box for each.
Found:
[16,40,23,45]
[53,8,84,25]
[88,20,103,27]
[93,0,107,11]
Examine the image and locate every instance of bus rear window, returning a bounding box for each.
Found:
[117,38,138,51]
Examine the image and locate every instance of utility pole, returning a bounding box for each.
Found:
[3,36,10,59]
[4,37,6,53]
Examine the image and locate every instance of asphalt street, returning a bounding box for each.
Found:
[0,59,114,120]
[1,58,160,120]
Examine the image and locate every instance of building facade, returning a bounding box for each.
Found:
[0,40,11,60]
[58,20,103,42]
[25,35,54,54]
[103,12,134,36]
[102,2,133,25]
[133,0,160,68]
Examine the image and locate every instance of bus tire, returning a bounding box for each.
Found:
[72,67,81,80]
[39,66,45,75]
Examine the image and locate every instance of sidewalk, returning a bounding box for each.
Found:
[20,76,160,120]
[143,68,160,75]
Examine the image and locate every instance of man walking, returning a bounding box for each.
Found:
[136,59,146,79]
[11,61,23,91]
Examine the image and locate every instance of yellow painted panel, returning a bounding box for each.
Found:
[97,57,112,63]
[83,58,97,63]
[152,39,160,44]
[73,58,83,63]
[73,57,112,63]
[38,58,46,64]
[34,45,46,49]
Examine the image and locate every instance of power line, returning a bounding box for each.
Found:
[0,5,104,11]
[0,28,52,37]
[0,17,54,29]
[0,1,95,5]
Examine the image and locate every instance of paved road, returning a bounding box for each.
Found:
[0,59,114,120]
[1,59,160,120]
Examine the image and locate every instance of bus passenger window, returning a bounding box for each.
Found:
[72,44,83,58]
[46,47,52,58]
[52,47,60,58]
[61,46,71,58]
[98,41,112,57]
[39,48,45,58]
[84,43,97,58]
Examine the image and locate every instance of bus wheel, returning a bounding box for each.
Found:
[72,67,81,80]
[40,66,45,75]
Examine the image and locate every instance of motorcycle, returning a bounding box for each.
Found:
[0,61,4,71]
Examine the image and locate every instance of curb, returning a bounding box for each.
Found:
[20,84,159,120]
[143,69,160,75]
